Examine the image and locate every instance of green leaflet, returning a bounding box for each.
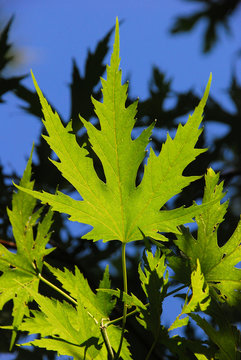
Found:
[19,264,132,360]
[20,293,108,360]
[171,168,241,306]
[16,18,212,243]
[169,259,210,331]
[44,263,116,323]
[0,146,54,349]
[137,249,168,338]
[191,312,241,360]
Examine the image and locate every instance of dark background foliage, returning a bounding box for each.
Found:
[0,1,241,358]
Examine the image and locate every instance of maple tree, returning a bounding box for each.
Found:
[1,17,241,359]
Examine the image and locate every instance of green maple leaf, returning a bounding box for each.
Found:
[171,167,241,306]
[19,265,132,360]
[0,147,54,349]
[137,248,168,338]
[169,259,210,331]
[16,18,211,243]
[20,293,108,360]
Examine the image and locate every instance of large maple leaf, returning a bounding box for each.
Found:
[16,18,211,244]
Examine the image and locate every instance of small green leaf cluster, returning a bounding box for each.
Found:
[1,18,241,359]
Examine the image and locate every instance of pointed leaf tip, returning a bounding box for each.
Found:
[115,16,119,41]
[111,17,120,68]
[30,70,43,100]
[202,73,212,105]
[115,17,120,41]
[30,69,36,86]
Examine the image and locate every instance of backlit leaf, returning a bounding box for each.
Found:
[0,147,54,349]
[16,18,212,244]
[169,259,210,331]
[20,264,131,359]
[137,249,168,338]
[171,168,241,306]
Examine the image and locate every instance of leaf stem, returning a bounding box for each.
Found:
[105,284,187,327]
[101,319,114,360]
[38,272,77,306]
[145,336,158,360]
[106,304,144,327]
[114,243,128,360]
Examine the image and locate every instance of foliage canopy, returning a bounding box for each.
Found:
[1,15,241,360]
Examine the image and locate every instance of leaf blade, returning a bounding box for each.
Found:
[172,168,241,306]
[16,19,211,244]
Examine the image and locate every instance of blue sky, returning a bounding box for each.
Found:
[1,0,241,176]
[0,0,241,358]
